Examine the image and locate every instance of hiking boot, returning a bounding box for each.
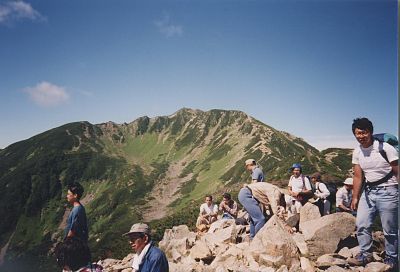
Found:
[348,253,373,266]
[384,257,398,271]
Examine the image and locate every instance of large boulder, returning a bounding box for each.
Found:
[299,202,321,231]
[301,212,356,259]
[248,215,299,269]
[159,225,197,262]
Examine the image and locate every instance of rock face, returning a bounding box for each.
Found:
[301,212,356,259]
[249,215,299,269]
[100,207,389,272]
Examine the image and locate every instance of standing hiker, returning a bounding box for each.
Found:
[65,182,88,242]
[310,172,331,216]
[287,163,313,214]
[245,159,264,183]
[348,118,398,270]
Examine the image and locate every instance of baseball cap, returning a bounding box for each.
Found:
[122,223,150,236]
[344,178,353,185]
[311,172,321,180]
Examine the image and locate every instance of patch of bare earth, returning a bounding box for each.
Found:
[141,161,193,222]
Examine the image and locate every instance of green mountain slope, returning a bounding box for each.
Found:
[0,108,353,271]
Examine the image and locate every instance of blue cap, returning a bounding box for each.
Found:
[290,163,302,170]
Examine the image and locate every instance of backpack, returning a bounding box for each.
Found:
[373,133,399,163]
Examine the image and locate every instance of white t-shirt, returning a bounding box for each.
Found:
[336,186,352,208]
[199,203,218,215]
[315,182,330,199]
[288,175,312,193]
[352,140,398,186]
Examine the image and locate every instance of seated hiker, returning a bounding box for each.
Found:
[310,172,331,216]
[122,223,169,272]
[287,163,313,214]
[219,192,238,219]
[55,237,103,272]
[238,182,289,239]
[336,178,356,216]
[196,195,218,229]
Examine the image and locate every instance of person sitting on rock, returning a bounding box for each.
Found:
[123,223,169,272]
[55,236,103,272]
[196,195,218,230]
[287,163,313,214]
[310,172,331,216]
[219,193,238,219]
[336,178,356,216]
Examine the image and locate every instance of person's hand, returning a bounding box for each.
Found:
[351,198,358,211]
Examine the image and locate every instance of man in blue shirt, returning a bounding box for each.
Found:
[123,223,169,272]
[64,182,88,242]
[245,159,264,183]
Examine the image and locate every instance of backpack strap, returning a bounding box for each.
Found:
[378,141,389,163]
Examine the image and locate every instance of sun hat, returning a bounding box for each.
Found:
[344,178,353,185]
[122,223,150,236]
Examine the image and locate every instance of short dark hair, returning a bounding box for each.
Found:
[352,118,373,135]
[67,182,84,199]
[205,195,213,200]
[222,193,231,200]
[55,237,91,271]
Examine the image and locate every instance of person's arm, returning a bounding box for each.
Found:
[315,183,330,199]
[299,177,312,197]
[390,160,398,180]
[351,164,363,210]
[231,202,238,217]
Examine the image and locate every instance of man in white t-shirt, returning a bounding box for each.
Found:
[348,118,398,270]
[287,163,313,214]
[196,195,218,229]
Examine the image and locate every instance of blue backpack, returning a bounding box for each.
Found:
[373,133,399,163]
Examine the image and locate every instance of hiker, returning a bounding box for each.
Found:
[348,118,398,270]
[65,182,88,242]
[245,159,264,183]
[219,192,238,219]
[310,172,331,216]
[196,195,218,229]
[336,178,356,216]
[287,163,313,214]
[123,223,169,272]
[55,237,103,272]
[238,182,289,239]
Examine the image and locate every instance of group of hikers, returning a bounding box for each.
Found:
[55,117,398,272]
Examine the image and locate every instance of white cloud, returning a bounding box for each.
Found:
[23,81,70,107]
[154,13,183,38]
[0,1,44,24]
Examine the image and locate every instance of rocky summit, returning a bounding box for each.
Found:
[98,207,390,272]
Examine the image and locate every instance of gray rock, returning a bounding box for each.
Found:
[364,262,391,272]
[325,265,348,272]
[301,213,356,259]
[316,254,347,268]
[338,247,352,259]
[292,233,309,256]
[300,257,314,272]
[249,215,299,268]
[299,202,321,230]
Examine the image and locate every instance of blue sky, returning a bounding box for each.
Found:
[0,0,397,150]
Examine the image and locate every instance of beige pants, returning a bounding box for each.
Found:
[196,215,217,228]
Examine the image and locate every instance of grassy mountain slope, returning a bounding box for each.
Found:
[0,108,353,271]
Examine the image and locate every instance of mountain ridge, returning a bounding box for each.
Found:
[0,108,352,271]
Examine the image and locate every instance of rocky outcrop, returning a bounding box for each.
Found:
[301,212,356,259]
[99,209,388,272]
